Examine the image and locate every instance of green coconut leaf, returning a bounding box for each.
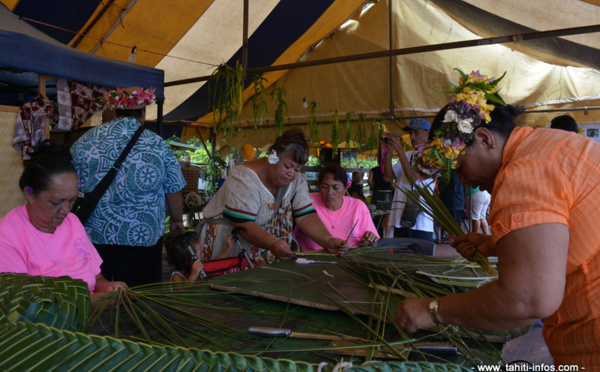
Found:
[0,273,90,333]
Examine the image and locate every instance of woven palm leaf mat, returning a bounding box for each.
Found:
[209,252,530,343]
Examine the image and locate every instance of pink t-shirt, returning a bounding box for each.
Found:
[0,205,102,292]
[295,193,379,251]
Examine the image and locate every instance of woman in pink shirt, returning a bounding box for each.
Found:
[295,163,379,251]
[0,140,126,302]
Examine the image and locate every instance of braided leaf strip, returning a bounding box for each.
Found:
[0,273,90,333]
[0,322,318,372]
[346,361,471,372]
[0,322,472,372]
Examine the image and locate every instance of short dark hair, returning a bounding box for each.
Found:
[164,232,197,272]
[318,163,348,188]
[550,115,578,133]
[19,140,76,195]
[269,128,309,165]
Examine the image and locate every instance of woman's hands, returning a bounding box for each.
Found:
[395,297,437,333]
[451,233,494,260]
[271,238,296,260]
[323,238,349,256]
[94,275,127,293]
[361,231,379,246]
[91,275,128,305]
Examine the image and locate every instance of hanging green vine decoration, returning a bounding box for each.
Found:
[368,117,380,150]
[272,86,288,136]
[331,109,340,154]
[250,73,269,129]
[208,61,246,135]
[356,113,367,149]
[307,101,320,148]
[344,111,354,148]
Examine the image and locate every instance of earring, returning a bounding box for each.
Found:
[491,145,496,149]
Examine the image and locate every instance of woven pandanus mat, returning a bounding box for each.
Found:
[0,321,471,372]
[0,273,90,333]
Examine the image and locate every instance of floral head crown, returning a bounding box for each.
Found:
[101,87,156,110]
[413,69,505,181]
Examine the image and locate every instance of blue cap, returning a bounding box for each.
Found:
[403,118,431,131]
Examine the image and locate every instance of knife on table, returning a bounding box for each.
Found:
[249,326,359,341]
[248,326,457,354]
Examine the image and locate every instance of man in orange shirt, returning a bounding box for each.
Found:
[395,70,600,368]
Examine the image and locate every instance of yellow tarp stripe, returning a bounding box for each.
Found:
[71,0,214,67]
[194,0,366,124]
[0,0,20,11]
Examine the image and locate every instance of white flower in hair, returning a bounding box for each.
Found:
[267,150,280,164]
[443,110,458,123]
[457,118,474,134]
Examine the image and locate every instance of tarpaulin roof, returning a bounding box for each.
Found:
[0,2,164,104]
[1,0,599,148]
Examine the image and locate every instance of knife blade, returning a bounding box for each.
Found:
[248,326,359,341]
[248,326,457,354]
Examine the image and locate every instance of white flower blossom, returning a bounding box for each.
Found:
[457,118,473,134]
[443,110,458,123]
[267,150,280,164]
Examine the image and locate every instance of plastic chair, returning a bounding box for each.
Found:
[376,237,436,256]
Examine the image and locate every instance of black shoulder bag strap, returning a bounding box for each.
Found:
[72,124,145,224]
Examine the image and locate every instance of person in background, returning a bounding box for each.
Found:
[200,129,348,267]
[0,140,127,302]
[295,163,379,251]
[368,144,394,237]
[434,171,464,244]
[466,185,490,235]
[347,171,366,202]
[395,70,600,367]
[165,232,234,283]
[550,114,579,133]
[383,118,436,242]
[71,87,186,288]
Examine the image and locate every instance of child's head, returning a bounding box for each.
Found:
[164,232,199,272]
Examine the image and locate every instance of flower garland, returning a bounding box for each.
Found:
[413,69,505,181]
[101,87,156,110]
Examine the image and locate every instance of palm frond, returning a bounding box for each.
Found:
[0,273,90,333]
[396,182,497,275]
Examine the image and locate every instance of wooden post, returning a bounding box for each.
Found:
[38,74,50,139]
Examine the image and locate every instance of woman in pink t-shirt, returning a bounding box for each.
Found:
[0,140,127,302]
[295,163,379,251]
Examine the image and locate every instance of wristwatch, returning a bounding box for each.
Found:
[429,298,441,324]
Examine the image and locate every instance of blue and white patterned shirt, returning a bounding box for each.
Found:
[71,117,186,246]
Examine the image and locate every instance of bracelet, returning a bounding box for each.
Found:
[429,298,441,324]
[269,237,284,249]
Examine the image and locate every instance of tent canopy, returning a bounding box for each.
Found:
[1,0,599,149]
[0,2,164,105]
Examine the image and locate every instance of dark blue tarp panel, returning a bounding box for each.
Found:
[431,0,600,71]
[12,0,99,45]
[0,3,164,100]
[164,0,336,122]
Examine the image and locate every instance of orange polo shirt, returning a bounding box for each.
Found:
[490,126,600,367]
